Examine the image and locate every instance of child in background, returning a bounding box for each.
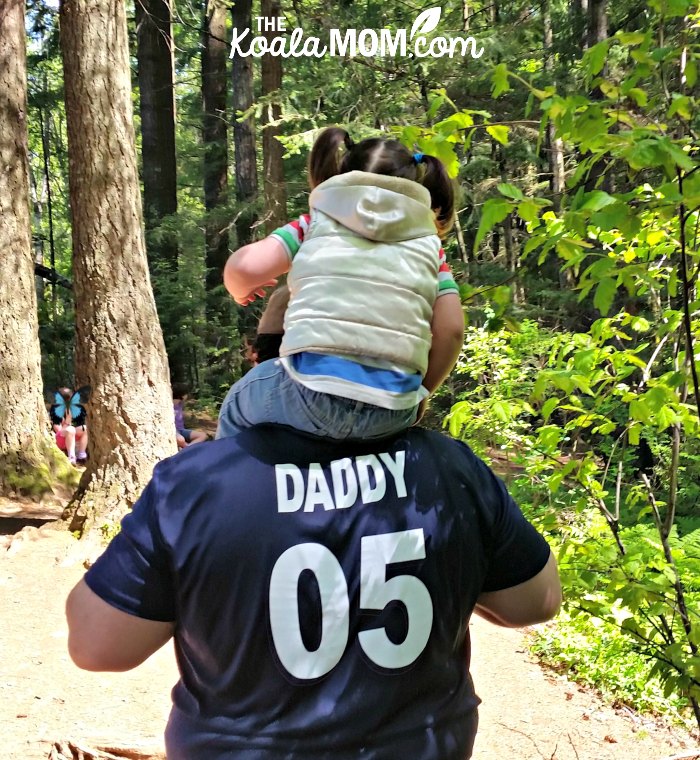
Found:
[50,386,89,465]
[217,127,464,441]
[172,383,208,449]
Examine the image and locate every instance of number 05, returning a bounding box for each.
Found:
[269,529,434,680]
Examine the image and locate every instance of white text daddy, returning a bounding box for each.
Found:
[275,451,407,513]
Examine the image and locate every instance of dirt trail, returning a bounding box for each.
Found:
[0,506,697,760]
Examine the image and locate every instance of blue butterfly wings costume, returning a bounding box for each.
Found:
[50,386,91,428]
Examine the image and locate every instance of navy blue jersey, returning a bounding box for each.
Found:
[85,426,550,759]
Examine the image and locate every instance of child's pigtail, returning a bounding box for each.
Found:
[308,127,354,188]
[419,155,457,239]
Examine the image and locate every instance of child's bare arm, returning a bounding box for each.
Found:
[422,293,464,394]
[223,238,291,306]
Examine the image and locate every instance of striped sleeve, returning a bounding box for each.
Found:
[269,214,311,261]
[437,248,460,297]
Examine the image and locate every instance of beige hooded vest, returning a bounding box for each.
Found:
[280,171,441,376]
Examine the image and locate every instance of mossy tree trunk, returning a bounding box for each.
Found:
[0,0,70,496]
[59,0,177,534]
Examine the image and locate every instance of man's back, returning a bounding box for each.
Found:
[82,426,552,759]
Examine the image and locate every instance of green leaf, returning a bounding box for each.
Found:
[491,64,511,98]
[628,424,641,445]
[417,139,460,178]
[517,199,540,224]
[591,203,631,231]
[617,31,646,45]
[497,182,523,200]
[656,137,695,171]
[486,124,510,145]
[630,316,650,331]
[648,0,693,17]
[474,198,512,252]
[585,40,610,76]
[426,93,446,120]
[629,399,651,424]
[541,397,559,421]
[624,139,662,170]
[667,94,692,120]
[685,58,697,88]
[492,400,512,423]
[580,190,617,211]
[627,88,648,106]
[594,277,618,315]
[656,404,680,430]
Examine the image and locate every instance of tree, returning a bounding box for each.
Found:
[135,0,178,268]
[260,0,287,233]
[59,0,176,533]
[0,0,68,495]
[231,0,258,248]
[202,0,230,322]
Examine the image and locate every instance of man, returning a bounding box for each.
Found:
[245,284,289,367]
[66,426,561,759]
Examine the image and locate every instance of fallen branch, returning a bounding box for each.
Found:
[48,741,165,760]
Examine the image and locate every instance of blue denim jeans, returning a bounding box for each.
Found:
[217,359,418,440]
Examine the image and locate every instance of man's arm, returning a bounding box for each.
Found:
[66,578,174,672]
[474,551,562,628]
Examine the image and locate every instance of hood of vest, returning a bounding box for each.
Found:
[309,171,437,242]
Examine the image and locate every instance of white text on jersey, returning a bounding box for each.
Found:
[275,451,407,513]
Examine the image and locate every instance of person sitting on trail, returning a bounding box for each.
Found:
[217,127,465,441]
[49,386,89,466]
[172,383,208,449]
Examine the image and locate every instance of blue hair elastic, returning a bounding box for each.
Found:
[413,152,424,164]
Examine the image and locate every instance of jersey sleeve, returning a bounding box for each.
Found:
[463,447,551,593]
[269,214,311,261]
[437,248,459,298]
[84,473,175,622]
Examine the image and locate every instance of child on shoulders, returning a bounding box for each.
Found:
[217,127,464,441]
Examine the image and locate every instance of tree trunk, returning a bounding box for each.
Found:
[135,0,187,382]
[261,0,287,233]
[0,0,67,496]
[135,0,178,268]
[29,161,45,303]
[572,0,588,51]
[498,146,519,302]
[542,0,565,213]
[60,0,177,534]
[585,0,609,193]
[587,0,607,49]
[231,0,258,247]
[202,0,230,323]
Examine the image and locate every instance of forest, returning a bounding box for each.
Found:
[1,0,699,742]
